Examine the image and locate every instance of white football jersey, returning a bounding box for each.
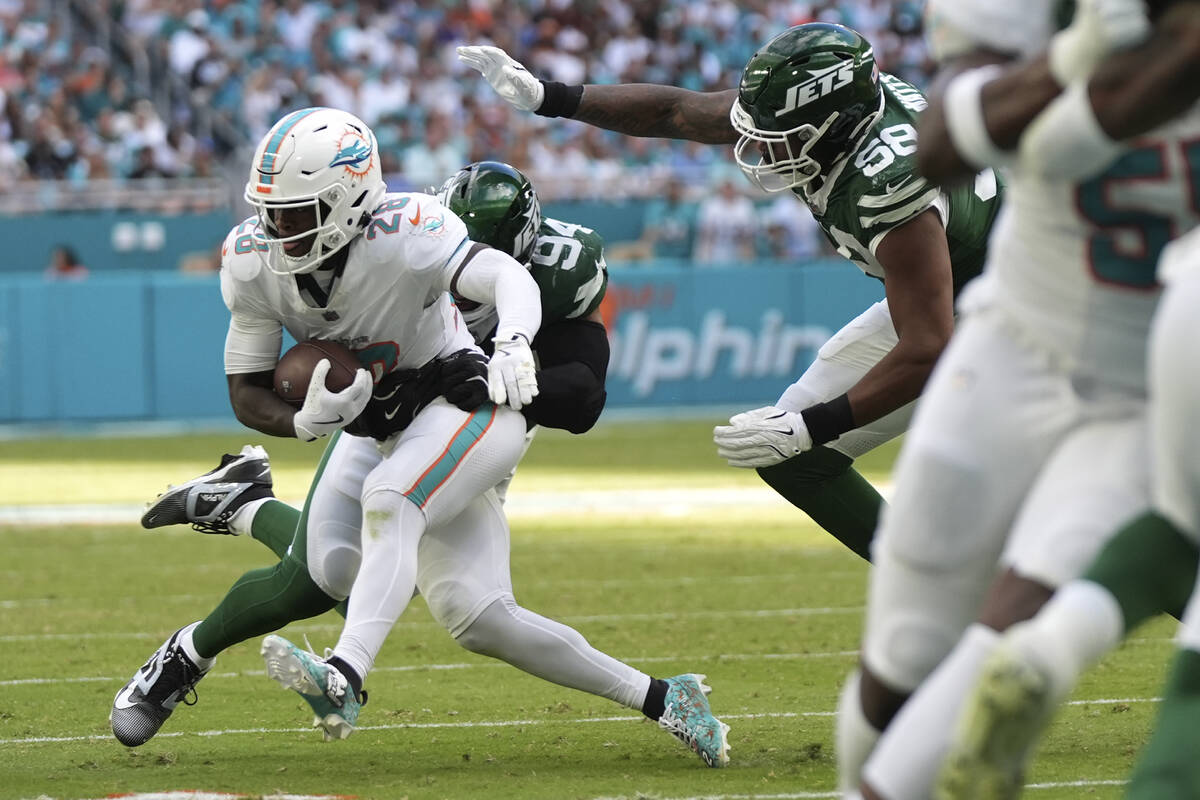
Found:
[220,192,477,380]
[961,106,1200,389]
[924,0,1055,62]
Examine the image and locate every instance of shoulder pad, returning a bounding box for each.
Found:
[220,217,267,283]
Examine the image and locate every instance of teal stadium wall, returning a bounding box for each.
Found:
[0,263,883,425]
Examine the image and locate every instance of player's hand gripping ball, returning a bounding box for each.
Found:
[275,339,372,442]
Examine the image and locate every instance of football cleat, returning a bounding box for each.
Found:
[658,673,731,768]
[141,445,274,534]
[110,622,210,747]
[261,634,364,742]
[934,643,1056,800]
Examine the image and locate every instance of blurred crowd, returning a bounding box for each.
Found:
[3,0,928,199]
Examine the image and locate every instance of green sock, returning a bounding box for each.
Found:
[1083,511,1199,628]
[1126,648,1200,799]
[249,499,303,560]
[757,446,882,562]
[191,555,340,659]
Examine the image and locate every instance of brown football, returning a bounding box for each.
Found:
[273,338,361,405]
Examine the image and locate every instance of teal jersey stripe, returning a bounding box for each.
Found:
[403,404,498,508]
[259,107,320,185]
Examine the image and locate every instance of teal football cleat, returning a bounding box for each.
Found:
[261,634,363,742]
[659,673,731,767]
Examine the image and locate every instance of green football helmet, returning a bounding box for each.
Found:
[731,23,883,192]
[437,161,542,264]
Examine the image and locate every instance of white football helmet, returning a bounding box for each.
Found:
[243,107,387,274]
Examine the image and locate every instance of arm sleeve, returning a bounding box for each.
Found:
[224,312,283,374]
[451,245,542,343]
[523,317,609,434]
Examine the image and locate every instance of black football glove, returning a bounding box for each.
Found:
[439,349,490,411]
[344,362,445,441]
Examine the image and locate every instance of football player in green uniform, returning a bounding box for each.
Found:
[118,161,731,768]
[459,22,1003,563]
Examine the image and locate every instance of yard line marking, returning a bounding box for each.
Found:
[0,650,865,687]
[0,606,866,643]
[0,701,1163,748]
[87,794,351,800]
[586,782,1130,800]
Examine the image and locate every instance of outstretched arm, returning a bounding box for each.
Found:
[572,85,738,144]
[457,45,737,144]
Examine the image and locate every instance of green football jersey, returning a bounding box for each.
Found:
[799,72,1003,297]
[460,216,608,345]
[529,217,608,324]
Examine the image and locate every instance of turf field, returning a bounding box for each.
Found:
[0,420,1176,800]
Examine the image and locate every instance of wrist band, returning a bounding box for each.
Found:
[800,393,856,446]
[536,81,584,118]
[943,65,1009,170]
[1017,81,1124,180]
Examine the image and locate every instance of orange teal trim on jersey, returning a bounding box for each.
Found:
[258,108,320,185]
[403,404,497,508]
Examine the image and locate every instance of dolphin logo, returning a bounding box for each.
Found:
[330,137,373,170]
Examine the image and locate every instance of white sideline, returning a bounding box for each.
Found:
[0,485,824,526]
[0,701,1160,748]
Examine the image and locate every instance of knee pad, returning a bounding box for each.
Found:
[450,595,516,656]
[863,542,996,692]
[306,518,362,600]
[426,577,506,641]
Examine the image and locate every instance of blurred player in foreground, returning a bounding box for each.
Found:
[459,22,1002,564]
[909,1,1200,796]
[112,119,729,768]
[827,2,1200,798]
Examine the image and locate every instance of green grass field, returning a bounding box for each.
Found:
[0,420,1175,800]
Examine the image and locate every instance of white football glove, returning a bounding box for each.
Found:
[456,45,545,112]
[1048,0,1151,85]
[292,359,372,442]
[713,406,813,468]
[488,334,539,410]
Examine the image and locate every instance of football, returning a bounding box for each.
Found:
[273,338,362,405]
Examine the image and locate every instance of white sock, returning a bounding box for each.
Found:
[836,669,882,793]
[863,624,1000,800]
[227,497,272,536]
[1008,580,1124,698]
[332,491,425,680]
[178,621,217,670]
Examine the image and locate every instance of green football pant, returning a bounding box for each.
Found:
[757,446,882,562]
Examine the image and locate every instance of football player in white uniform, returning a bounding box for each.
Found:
[831,3,1200,799]
[914,3,1200,797]
[110,111,730,769]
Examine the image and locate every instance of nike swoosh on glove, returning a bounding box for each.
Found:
[712,405,813,468]
[456,45,546,112]
[488,334,538,410]
[440,349,491,411]
[293,359,372,442]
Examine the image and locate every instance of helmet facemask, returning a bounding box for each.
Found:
[731,92,883,192]
[732,24,884,193]
[243,107,386,275]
